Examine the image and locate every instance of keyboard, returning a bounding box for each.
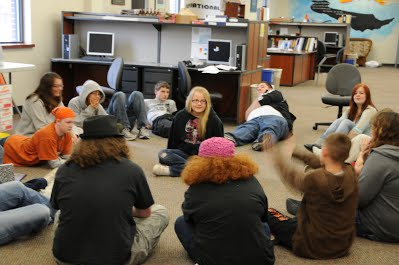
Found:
[80,56,115,62]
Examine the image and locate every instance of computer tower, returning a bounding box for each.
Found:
[337,34,344,47]
[235,44,246,71]
[62,34,79,59]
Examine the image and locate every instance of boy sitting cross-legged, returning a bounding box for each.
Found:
[268,133,358,259]
[144,81,177,138]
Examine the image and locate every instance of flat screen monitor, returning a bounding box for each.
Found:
[207,39,232,65]
[86,31,115,56]
[323,32,338,46]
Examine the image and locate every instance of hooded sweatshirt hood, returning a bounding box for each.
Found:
[372,145,399,161]
[79,80,105,108]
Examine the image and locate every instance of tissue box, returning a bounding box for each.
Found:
[175,14,198,24]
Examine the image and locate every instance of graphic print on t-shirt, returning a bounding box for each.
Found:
[185,118,200,144]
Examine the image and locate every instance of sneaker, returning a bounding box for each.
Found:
[286,198,301,216]
[304,143,321,152]
[122,128,137,141]
[138,127,151,139]
[224,133,237,145]
[251,141,263,151]
[153,164,171,176]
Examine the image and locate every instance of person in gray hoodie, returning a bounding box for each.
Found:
[355,109,399,242]
[68,80,149,140]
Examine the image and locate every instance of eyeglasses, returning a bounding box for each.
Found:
[192,99,207,104]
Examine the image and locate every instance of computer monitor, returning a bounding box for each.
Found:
[207,39,232,65]
[323,32,338,46]
[86,31,115,56]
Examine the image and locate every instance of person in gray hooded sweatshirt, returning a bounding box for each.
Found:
[68,80,149,140]
[355,109,399,242]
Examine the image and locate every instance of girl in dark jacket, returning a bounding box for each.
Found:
[153,86,224,177]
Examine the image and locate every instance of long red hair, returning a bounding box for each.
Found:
[347,83,375,121]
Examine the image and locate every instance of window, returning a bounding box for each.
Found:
[0,0,23,43]
[169,0,183,14]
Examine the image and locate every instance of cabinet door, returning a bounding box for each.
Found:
[142,67,173,99]
[121,66,140,94]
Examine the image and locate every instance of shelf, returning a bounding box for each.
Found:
[269,22,349,27]
[64,12,248,28]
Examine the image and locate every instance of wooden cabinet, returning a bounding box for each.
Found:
[224,2,245,18]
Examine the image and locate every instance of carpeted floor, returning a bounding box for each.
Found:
[2,66,399,265]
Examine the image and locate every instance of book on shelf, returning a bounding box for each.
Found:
[204,15,228,22]
[205,21,227,26]
[226,22,248,27]
[295,37,305,52]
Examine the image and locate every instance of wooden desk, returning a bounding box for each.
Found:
[267,50,315,86]
[51,59,261,123]
[0,62,36,116]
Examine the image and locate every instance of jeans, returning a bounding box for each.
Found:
[108,91,148,130]
[320,118,355,140]
[0,145,4,164]
[0,181,52,245]
[174,215,271,262]
[152,114,174,138]
[158,149,190,177]
[227,115,289,146]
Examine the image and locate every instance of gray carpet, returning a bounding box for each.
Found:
[2,66,399,264]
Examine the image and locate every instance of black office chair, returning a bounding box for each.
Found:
[76,57,124,98]
[176,61,223,107]
[313,63,361,130]
[315,40,344,85]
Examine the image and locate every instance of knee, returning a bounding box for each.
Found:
[174,216,186,233]
[158,149,168,159]
[31,204,51,227]
[112,91,126,103]
[151,204,169,226]
[129,91,144,101]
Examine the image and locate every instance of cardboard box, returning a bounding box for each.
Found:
[0,84,12,97]
[176,14,198,24]
[0,94,12,109]
[0,115,13,131]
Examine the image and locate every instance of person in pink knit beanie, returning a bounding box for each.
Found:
[174,137,275,265]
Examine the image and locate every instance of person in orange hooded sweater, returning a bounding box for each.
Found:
[3,106,75,168]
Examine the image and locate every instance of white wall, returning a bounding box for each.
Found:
[3,0,130,107]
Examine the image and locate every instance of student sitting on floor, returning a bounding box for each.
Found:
[224,82,296,151]
[15,72,65,136]
[68,79,150,140]
[144,81,177,138]
[51,115,169,265]
[152,86,224,177]
[175,137,275,265]
[3,106,75,168]
[268,133,358,259]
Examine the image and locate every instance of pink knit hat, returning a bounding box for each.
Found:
[199,137,235,158]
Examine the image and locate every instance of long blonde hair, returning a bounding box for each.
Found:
[185,86,212,139]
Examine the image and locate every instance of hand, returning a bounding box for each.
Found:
[71,132,79,144]
[360,136,371,153]
[89,94,100,109]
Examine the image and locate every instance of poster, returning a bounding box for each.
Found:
[191,27,212,60]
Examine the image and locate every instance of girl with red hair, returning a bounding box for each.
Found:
[305,83,377,151]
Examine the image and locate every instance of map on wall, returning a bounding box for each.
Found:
[289,0,399,37]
